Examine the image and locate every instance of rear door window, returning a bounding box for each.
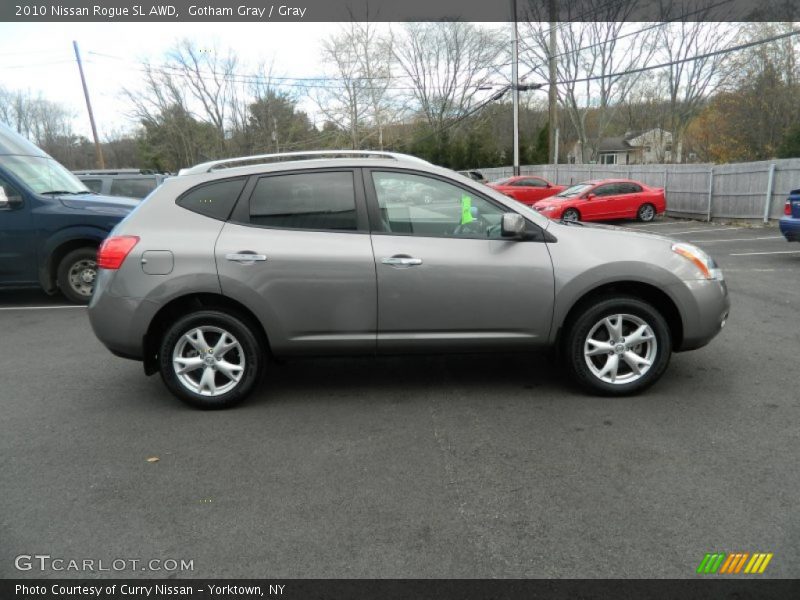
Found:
[248,171,358,231]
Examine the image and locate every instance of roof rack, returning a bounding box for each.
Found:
[178,150,431,176]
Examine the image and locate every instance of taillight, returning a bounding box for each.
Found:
[786,200,792,216]
[97,235,139,269]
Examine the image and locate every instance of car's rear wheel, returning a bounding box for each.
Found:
[637,203,656,222]
[562,208,580,222]
[57,247,98,304]
[565,296,671,395]
[158,310,264,409]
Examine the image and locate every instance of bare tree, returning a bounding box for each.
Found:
[520,1,657,163]
[310,22,398,149]
[0,86,75,148]
[392,22,506,142]
[655,14,739,162]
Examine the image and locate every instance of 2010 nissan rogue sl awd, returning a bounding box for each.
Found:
[88,151,730,409]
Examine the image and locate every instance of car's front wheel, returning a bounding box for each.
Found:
[158,310,264,409]
[57,247,98,304]
[565,296,671,395]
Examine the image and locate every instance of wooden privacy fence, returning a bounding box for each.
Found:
[476,159,800,221]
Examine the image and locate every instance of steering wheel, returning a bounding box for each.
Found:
[453,216,489,237]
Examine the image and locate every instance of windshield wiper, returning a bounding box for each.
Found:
[41,190,84,195]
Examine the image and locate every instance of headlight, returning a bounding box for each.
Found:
[540,205,556,211]
[671,243,724,280]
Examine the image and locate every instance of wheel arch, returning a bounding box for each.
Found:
[142,293,271,376]
[554,280,683,353]
[38,227,108,293]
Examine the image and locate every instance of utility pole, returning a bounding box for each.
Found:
[73,41,104,169]
[511,0,520,176]
[548,0,558,164]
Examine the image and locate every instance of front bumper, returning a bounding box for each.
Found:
[669,278,730,352]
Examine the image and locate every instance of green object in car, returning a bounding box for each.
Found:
[461,195,474,224]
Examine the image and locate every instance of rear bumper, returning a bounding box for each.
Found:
[88,270,155,360]
[779,216,800,242]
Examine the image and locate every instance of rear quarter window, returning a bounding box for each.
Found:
[177,177,247,221]
[81,179,103,193]
[109,178,157,199]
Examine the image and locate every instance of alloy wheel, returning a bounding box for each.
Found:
[172,326,245,396]
[583,313,657,385]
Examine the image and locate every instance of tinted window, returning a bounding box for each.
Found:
[110,178,157,198]
[593,184,619,197]
[372,171,506,239]
[249,171,357,231]
[81,179,103,193]
[178,178,246,221]
[618,183,642,194]
[516,178,546,187]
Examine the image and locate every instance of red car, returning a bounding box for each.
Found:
[532,179,666,223]
[488,175,565,205]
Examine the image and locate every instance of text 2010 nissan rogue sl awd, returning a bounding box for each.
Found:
[88,151,730,409]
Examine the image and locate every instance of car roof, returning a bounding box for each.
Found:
[581,178,641,185]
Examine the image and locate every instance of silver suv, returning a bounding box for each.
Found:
[88,151,730,409]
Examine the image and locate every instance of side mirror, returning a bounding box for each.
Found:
[0,187,22,209]
[584,193,595,200]
[501,213,526,238]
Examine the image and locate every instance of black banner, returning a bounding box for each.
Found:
[1,0,799,22]
[3,579,800,600]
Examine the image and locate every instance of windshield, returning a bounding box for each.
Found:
[0,155,89,195]
[492,177,513,185]
[555,183,593,198]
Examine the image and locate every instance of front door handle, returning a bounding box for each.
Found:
[381,256,423,267]
[226,252,267,263]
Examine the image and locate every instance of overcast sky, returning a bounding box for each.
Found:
[0,22,390,139]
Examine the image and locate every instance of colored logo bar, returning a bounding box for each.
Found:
[697,552,773,574]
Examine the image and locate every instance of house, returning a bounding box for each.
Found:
[567,128,677,165]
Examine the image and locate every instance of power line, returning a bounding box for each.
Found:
[516,0,737,82]
[551,27,799,86]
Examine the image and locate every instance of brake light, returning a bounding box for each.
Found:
[786,200,792,216]
[97,236,139,269]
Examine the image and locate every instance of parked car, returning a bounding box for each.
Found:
[533,179,666,222]
[488,175,565,205]
[74,169,168,200]
[88,150,729,409]
[0,123,137,303]
[779,189,800,242]
[457,170,487,184]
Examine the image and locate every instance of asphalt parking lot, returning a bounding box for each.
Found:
[1,217,798,579]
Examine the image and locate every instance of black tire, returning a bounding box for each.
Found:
[564,295,671,396]
[637,203,656,222]
[57,247,98,304]
[158,310,264,409]
[561,208,580,222]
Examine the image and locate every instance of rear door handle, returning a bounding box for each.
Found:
[381,256,422,267]
[226,252,267,263]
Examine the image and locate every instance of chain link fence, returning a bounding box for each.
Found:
[476,159,800,221]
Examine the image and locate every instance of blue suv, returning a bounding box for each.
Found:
[0,124,136,303]
[780,189,800,243]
